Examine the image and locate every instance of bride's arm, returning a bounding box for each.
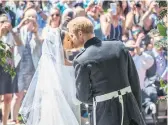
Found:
[64,50,73,66]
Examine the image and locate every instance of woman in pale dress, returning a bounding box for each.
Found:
[19,7,81,125]
[10,7,42,124]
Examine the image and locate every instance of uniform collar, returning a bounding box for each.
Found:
[84,37,101,48]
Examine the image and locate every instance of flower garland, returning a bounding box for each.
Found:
[0,40,16,77]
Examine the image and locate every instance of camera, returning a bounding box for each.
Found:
[67,12,73,18]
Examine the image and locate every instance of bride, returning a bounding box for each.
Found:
[19,7,81,125]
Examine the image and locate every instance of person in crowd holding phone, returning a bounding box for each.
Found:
[0,0,16,27]
[60,8,76,31]
[34,1,48,29]
[10,7,42,124]
[15,1,26,26]
[100,1,125,41]
[126,1,143,30]
[125,40,154,89]
[126,1,159,33]
[25,1,48,29]
[143,1,160,33]
[86,1,103,40]
[0,10,22,125]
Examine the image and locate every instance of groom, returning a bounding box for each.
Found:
[67,17,146,125]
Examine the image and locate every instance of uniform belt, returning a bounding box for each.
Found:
[93,86,132,125]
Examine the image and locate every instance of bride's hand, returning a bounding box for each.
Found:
[64,59,72,66]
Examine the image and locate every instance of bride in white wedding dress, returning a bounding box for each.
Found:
[19,26,81,125]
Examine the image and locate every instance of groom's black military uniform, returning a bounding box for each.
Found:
[73,37,146,125]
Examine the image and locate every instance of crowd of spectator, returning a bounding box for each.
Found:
[0,0,167,125]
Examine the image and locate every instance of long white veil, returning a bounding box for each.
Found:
[19,28,80,125]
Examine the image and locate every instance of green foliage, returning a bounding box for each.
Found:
[158,1,167,7]
[154,36,168,48]
[156,79,168,103]
[160,79,168,94]
[0,40,16,77]
[156,1,167,36]
[157,1,167,19]
[157,23,167,36]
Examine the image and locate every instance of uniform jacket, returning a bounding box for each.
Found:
[73,37,146,125]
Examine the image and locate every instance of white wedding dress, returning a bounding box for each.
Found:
[19,28,81,125]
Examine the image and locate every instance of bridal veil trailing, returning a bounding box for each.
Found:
[19,28,80,125]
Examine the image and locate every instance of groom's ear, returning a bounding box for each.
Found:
[78,31,82,37]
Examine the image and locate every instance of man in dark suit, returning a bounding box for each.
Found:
[67,17,146,125]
